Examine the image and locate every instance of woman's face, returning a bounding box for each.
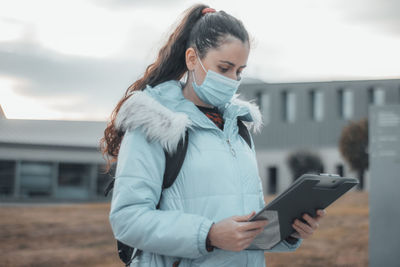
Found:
[187,37,250,84]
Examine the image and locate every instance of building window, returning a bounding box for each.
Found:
[255,91,262,108]
[281,90,296,122]
[257,92,270,124]
[267,166,278,194]
[398,85,400,103]
[368,87,385,106]
[309,90,324,121]
[336,164,345,177]
[58,163,91,199]
[20,161,52,197]
[338,89,353,119]
[0,160,15,196]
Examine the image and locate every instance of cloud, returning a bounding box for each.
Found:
[0,39,146,120]
[330,0,400,35]
[1,0,399,121]
[91,0,186,9]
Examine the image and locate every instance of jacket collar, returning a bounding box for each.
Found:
[114,80,263,153]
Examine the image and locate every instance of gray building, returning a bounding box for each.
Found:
[0,78,399,201]
[238,78,400,195]
[0,114,113,202]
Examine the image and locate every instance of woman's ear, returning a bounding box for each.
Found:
[185,47,197,71]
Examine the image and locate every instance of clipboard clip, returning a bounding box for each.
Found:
[319,173,340,177]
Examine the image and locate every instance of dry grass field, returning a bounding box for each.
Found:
[0,191,368,267]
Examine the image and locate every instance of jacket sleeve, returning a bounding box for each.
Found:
[108,128,215,259]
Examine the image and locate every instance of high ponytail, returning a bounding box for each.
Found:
[99,4,208,173]
[99,3,249,173]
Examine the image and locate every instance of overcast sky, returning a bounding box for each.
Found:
[1,0,399,121]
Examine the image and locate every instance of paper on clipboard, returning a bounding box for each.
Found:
[246,210,281,250]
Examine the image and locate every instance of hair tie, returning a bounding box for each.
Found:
[202,7,216,15]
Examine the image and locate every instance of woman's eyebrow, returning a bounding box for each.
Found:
[219,60,247,68]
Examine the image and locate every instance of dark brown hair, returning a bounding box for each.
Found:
[99,4,249,173]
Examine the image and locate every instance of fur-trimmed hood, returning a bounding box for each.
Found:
[114,80,263,153]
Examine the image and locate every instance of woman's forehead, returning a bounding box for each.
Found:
[205,39,250,66]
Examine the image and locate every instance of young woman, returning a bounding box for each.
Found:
[101,4,327,267]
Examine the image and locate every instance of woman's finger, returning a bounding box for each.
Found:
[303,214,319,229]
[292,224,309,238]
[318,209,327,215]
[241,230,264,248]
[293,219,313,235]
[239,220,268,231]
[316,209,327,219]
[240,227,264,239]
[290,231,301,239]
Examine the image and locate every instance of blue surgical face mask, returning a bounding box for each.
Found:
[192,54,242,108]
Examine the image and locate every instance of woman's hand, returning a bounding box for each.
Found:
[290,209,327,239]
[208,211,269,252]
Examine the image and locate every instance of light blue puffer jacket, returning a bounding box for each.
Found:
[109,80,302,267]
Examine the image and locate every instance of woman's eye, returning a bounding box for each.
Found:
[219,67,229,72]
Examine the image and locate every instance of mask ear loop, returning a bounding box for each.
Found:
[192,50,207,86]
[193,48,207,74]
[197,55,207,73]
[192,69,199,86]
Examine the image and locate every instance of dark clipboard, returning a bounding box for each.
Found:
[248,173,359,247]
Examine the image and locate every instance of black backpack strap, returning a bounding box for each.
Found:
[104,177,115,197]
[117,240,138,266]
[103,130,190,198]
[237,119,252,149]
[156,129,189,209]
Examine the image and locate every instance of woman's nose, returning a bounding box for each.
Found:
[227,72,239,81]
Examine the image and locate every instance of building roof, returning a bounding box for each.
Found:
[246,77,400,86]
[0,104,6,119]
[241,77,267,84]
[0,118,107,148]
[1,78,398,151]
